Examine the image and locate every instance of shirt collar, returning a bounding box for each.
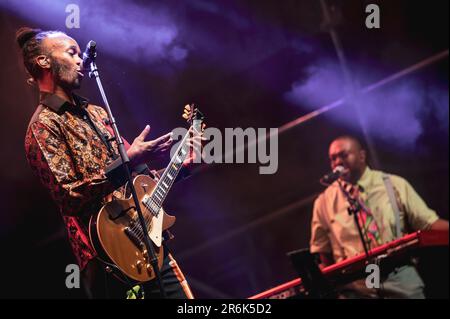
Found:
[357,166,373,192]
[40,92,89,113]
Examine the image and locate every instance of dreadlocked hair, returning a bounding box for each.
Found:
[15,27,65,85]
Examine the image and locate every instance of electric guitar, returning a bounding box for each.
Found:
[89,104,205,282]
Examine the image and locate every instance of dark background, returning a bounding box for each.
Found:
[0,0,448,298]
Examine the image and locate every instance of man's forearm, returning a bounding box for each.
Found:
[430,218,449,231]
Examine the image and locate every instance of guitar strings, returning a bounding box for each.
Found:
[129,125,197,241]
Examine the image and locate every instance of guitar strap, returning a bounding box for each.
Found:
[100,116,153,177]
[80,108,118,158]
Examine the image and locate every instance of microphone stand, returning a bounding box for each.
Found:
[337,180,370,259]
[86,50,166,298]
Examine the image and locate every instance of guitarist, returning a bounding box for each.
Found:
[18,27,194,299]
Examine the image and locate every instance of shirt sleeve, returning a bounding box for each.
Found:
[310,195,332,254]
[396,177,439,231]
[90,104,146,186]
[25,120,116,217]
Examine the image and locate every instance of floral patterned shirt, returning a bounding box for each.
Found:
[25,93,138,270]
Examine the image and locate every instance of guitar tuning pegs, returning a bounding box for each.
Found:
[184,104,191,111]
[182,113,189,120]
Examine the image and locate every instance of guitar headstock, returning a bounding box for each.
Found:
[182,104,206,131]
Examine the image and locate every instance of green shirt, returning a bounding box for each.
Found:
[310,167,439,262]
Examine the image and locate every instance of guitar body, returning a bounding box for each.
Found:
[89,174,176,282]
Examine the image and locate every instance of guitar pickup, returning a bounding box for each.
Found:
[142,194,149,205]
[142,195,159,217]
[124,227,142,249]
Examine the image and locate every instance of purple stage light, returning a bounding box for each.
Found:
[0,0,186,63]
[284,58,449,149]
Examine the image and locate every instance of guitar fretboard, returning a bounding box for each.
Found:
[143,120,202,216]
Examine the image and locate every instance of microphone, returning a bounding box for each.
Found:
[320,165,345,185]
[82,40,97,68]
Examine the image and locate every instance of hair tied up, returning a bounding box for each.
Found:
[15,27,42,49]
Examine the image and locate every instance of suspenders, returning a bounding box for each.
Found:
[382,174,402,239]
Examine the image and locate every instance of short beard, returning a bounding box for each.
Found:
[50,56,80,90]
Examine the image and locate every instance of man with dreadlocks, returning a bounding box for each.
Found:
[18,27,194,299]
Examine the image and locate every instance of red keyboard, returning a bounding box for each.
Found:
[249,230,448,299]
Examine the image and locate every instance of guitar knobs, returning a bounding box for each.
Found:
[146,264,153,276]
[136,260,143,271]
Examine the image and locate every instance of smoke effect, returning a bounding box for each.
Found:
[4,0,447,149]
[1,0,302,77]
[285,60,345,106]
[1,0,186,63]
[284,59,449,149]
[190,0,251,30]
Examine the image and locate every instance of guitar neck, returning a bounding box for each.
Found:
[150,120,201,208]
